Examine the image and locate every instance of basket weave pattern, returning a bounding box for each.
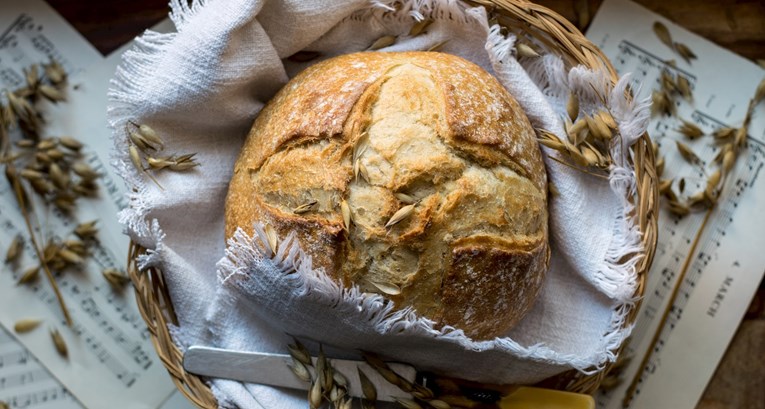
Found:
[126,1,658,406]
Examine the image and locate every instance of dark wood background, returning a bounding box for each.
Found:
[43,0,765,408]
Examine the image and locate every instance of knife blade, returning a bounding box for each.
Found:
[183,346,415,402]
[183,346,595,408]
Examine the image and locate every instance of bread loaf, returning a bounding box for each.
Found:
[225,51,549,339]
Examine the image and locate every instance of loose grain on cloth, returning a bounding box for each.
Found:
[108,0,650,408]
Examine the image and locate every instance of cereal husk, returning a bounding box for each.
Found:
[289,360,311,383]
[687,190,707,207]
[38,85,65,103]
[409,19,433,37]
[385,204,415,228]
[651,90,675,117]
[674,42,697,63]
[568,117,587,136]
[341,200,352,231]
[103,268,130,288]
[427,41,448,53]
[358,161,370,183]
[358,368,377,402]
[48,162,69,190]
[44,60,66,85]
[516,43,539,58]
[597,110,617,130]
[338,399,352,409]
[14,318,42,333]
[667,200,690,216]
[60,136,83,151]
[332,371,349,388]
[734,126,747,148]
[676,141,701,165]
[574,0,591,30]
[756,77,765,104]
[308,377,322,409]
[294,200,318,214]
[722,150,736,174]
[57,248,83,265]
[548,181,560,197]
[74,220,98,239]
[5,234,22,264]
[317,347,333,391]
[567,91,579,122]
[18,265,40,284]
[713,127,735,140]
[138,124,164,149]
[653,21,673,48]
[368,280,402,296]
[658,178,672,194]
[47,148,65,161]
[50,328,68,358]
[394,398,423,409]
[288,338,311,366]
[660,70,677,93]
[37,138,58,151]
[129,131,154,152]
[129,145,143,170]
[677,120,703,139]
[72,162,100,179]
[368,35,396,50]
[676,75,693,101]
[264,224,278,256]
[429,400,451,409]
[394,192,416,204]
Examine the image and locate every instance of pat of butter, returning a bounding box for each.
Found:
[499,387,595,409]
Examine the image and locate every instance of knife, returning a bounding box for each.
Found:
[183,346,594,409]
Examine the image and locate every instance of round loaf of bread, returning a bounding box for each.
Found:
[225,51,549,339]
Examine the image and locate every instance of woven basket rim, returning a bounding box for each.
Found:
[126,1,659,407]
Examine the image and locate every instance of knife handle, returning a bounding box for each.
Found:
[422,374,594,409]
[498,387,595,409]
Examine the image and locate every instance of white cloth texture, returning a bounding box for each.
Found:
[107,0,650,408]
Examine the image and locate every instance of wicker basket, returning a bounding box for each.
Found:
[126,1,659,407]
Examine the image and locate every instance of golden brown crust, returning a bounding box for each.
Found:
[440,236,550,339]
[225,51,549,339]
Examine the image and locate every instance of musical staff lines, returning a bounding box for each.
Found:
[0,328,80,409]
[0,14,75,88]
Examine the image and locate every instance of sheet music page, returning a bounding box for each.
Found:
[0,2,176,408]
[0,326,79,409]
[586,1,765,408]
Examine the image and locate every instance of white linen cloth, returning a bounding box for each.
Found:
[108,0,650,407]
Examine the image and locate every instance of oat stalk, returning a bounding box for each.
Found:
[283,339,353,409]
[0,60,91,327]
[622,206,713,407]
[624,81,760,408]
[548,156,609,180]
[7,163,72,326]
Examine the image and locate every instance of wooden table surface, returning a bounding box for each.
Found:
[44,0,765,408]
